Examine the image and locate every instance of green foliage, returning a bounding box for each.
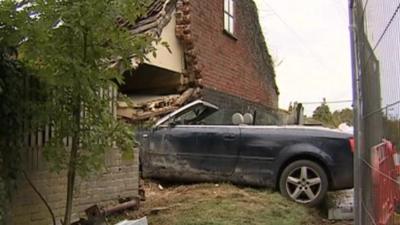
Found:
[1,0,159,223]
[0,180,5,224]
[312,102,333,127]
[18,0,155,174]
[21,0,157,223]
[332,108,353,127]
[0,0,31,49]
[0,55,26,225]
[312,102,353,128]
[0,1,39,223]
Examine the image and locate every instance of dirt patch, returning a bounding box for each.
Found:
[109,180,353,225]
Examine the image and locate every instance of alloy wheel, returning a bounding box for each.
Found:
[285,166,322,204]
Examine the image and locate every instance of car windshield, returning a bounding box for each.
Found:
[168,104,217,125]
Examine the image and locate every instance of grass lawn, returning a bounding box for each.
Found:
[110,181,352,225]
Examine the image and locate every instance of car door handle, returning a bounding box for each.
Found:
[223,134,237,140]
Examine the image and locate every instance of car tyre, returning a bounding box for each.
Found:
[279,160,328,206]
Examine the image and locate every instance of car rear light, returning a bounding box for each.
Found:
[349,137,355,153]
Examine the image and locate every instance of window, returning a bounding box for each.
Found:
[224,0,234,34]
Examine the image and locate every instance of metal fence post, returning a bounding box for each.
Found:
[348,1,362,224]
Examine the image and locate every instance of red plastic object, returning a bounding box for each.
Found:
[371,140,399,225]
[349,137,355,153]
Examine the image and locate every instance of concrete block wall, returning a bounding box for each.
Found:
[9,148,139,225]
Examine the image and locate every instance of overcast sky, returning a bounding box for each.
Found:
[254,0,353,115]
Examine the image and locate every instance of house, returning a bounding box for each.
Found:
[117,0,281,125]
[9,1,280,224]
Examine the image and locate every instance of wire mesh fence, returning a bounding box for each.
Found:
[351,0,400,224]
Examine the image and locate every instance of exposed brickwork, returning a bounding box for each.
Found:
[189,0,278,109]
[175,0,203,92]
[9,148,139,225]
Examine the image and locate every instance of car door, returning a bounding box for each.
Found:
[189,125,240,178]
[143,100,242,181]
[235,127,284,187]
[140,125,197,179]
[148,125,240,181]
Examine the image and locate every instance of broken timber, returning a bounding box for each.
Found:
[117,88,200,123]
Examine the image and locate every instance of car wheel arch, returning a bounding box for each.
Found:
[275,153,333,190]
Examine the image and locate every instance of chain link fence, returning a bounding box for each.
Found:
[350,0,400,224]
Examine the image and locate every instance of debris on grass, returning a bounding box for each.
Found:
[109,180,353,225]
[328,190,354,221]
[114,217,148,225]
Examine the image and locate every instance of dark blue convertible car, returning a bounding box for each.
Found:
[138,100,354,206]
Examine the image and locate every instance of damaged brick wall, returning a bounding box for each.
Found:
[189,0,279,109]
[9,148,139,225]
[118,0,280,123]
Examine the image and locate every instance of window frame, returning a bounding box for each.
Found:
[224,0,235,35]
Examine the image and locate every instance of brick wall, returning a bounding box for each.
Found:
[190,0,279,109]
[9,148,139,225]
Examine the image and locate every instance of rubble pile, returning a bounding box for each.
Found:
[117,88,200,123]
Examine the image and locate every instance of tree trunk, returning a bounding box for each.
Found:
[63,144,77,225]
[64,29,86,225]
[63,101,81,225]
